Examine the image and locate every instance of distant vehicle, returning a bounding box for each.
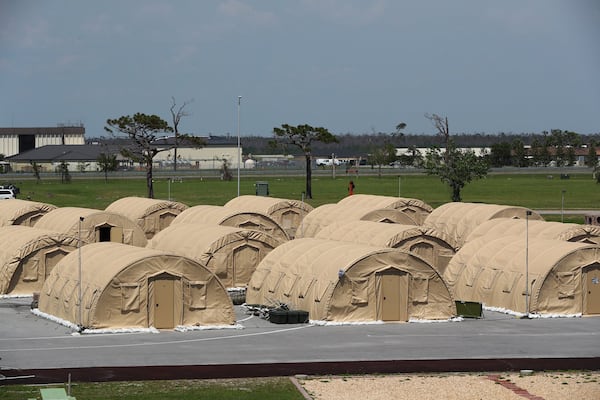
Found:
[315,158,341,167]
[0,183,19,195]
[0,188,15,199]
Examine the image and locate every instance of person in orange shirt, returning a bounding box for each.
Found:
[348,180,355,196]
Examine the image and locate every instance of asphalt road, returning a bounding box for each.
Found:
[1,297,599,375]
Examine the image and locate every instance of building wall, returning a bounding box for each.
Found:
[0,135,18,157]
[154,146,243,169]
[0,127,85,157]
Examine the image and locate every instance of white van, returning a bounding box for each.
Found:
[315,158,341,167]
[0,188,15,199]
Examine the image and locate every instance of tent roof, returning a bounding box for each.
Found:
[224,195,313,215]
[315,220,457,249]
[423,202,544,248]
[54,242,193,289]
[33,207,147,246]
[467,219,600,244]
[105,196,188,220]
[0,199,57,226]
[447,235,596,279]
[338,194,432,221]
[171,205,288,240]
[296,203,417,238]
[257,237,439,284]
[148,223,283,259]
[0,226,79,293]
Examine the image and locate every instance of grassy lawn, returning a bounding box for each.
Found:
[5,172,598,223]
[0,377,305,400]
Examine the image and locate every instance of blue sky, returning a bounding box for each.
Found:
[1,1,599,137]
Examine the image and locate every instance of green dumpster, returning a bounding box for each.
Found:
[455,301,483,318]
[255,181,269,196]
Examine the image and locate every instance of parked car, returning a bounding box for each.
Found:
[0,188,16,199]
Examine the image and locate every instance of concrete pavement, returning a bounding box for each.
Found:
[1,297,599,383]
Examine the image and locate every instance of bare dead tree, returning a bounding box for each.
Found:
[425,113,450,163]
[170,97,193,171]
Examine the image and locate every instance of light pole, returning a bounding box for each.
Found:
[524,210,532,318]
[237,95,242,197]
[78,216,84,331]
[332,152,336,179]
[561,189,566,223]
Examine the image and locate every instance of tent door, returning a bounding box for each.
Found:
[232,244,259,287]
[44,248,70,278]
[378,270,408,321]
[96,225,123,243]
[159,211,177,231]
[151,275,177,329]
[584,264,600,315]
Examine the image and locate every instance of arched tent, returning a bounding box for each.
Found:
[444,235,600,315]
[224,195,313,238]
[148,223,284,288]
[0,199,57,227]
[315,220,457,275]
[423,202,544,248]
[33,207,147,247]
[466,219,600,245]
[171,205,289,242]
[105,196,189,239]
[0,226,79,295]
[296,203,418,239]
[38,242,235,329]
[246,238,455,322]
[337,194,433,225]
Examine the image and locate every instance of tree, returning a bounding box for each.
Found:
[105,113,173,198]
[272,123,338,199]
[169,97,193,172]
[511,139,528,167]
[489,142,512,167]
[393,122,407,144]
[58,161,71,183]
[31,161,41,183]
[423,113,489,202]
[97,152,118,182]
[586,140,598,168]
[369,141,396,177]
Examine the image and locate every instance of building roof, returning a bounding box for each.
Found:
[6,144,120,162]
[6,135,235,162]
[0,126,85,136]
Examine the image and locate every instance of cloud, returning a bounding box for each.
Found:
[217,0,277,26]
[301,0,388,25]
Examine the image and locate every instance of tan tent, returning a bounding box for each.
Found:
[296,203,418,239]
[315,220,457,274]
[337,194,433,225]
[224,195,313,238]
[105,196,189,239]
[0,226,79,295]
[444,235,600,315]
[0,199,57,227]
[423,202,544,248]
[33,207,147,247]
[38,242,235,329]
[246,238,455,322]
[467,219,600,245]
[148,223,284,288]
[171,205,289,241]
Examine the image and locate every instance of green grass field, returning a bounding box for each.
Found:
[0,377,305,400]
[6,172,599,222]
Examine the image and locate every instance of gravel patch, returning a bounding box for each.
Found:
[299,371,600,400]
